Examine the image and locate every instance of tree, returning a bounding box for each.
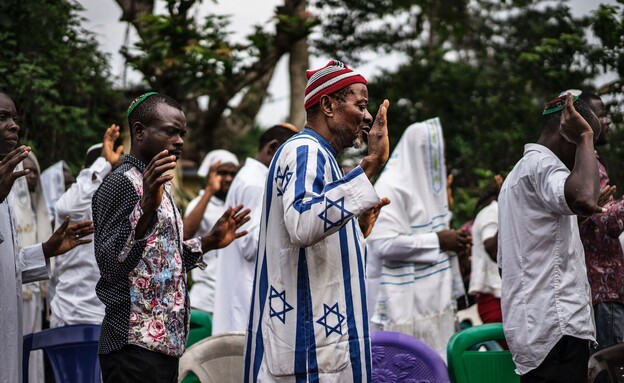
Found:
[0,0,120,171]
[114,0,315,160]
[311,0,624,224]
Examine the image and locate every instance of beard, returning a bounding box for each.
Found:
[352,135,365,150]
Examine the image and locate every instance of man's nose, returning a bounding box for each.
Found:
[364,109,373,124]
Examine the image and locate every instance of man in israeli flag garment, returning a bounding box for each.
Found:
[244,60,391,382]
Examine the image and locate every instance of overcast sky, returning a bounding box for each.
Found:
[76,0,616,128]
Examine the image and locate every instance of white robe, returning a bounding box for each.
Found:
[212,157,267,334]
[50,157,111,326]
[186,193,225,313]
[0,194,49,383]
[367,117,464,360]
[11,154,51,383]
[244,129,380,382]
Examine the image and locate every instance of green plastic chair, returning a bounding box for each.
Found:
[187,309,212,347]
[182,310,212,383]
[447,323,519,383]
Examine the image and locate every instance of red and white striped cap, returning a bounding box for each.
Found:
[304,60,367,110]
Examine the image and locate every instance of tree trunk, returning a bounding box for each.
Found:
[288,0,309,130]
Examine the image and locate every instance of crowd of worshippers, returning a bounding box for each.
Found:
[1,59,623,383]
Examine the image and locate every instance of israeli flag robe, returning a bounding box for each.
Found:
[244,129,380,382]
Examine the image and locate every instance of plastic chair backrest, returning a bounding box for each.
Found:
[371,331,450,383]
[178,331,245,383]
[588,342,624,383]
[23,324,101,383]
[447,323,518,383]
[187,309,212,348]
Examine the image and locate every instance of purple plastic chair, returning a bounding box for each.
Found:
[23,324,101,383]
[371,330,450,383]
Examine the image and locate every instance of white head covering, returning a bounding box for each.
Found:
[370,117,449,240]
[197,149,239,177]
[12,152,53,248]
[41,160,70,220]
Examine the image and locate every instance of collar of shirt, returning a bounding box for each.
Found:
[124,154,147,173]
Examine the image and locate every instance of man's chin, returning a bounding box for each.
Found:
[352,135,365,150]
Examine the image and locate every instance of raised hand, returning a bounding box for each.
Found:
[0,145,31,202]
[447,174,454,209]
[141,150,177,215]
[362,99,390,179]
[202,204,251,251]
[205,161,222,195]
[358,197,390,238]
[560,92,595,145]
[42,217,94,258]
[102,124,124,165]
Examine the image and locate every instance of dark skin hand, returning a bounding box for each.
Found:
[41,217,94,259]
[358,197,391,238]
[0,145,31,202]
[135,150,177,239]
[484,234,498,263]
[437,229,472,254]
[200,204,251,252]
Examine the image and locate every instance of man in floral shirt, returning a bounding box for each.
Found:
[578,91,624,356]
[93,92,249,383]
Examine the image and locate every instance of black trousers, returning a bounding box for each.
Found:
[99,344,179,383]
[521,335,590,383]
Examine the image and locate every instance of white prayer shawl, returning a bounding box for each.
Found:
[367,117,464,359]
[11,153,51,383]
[244,129,380,382]
[50,157,111,326]
[187,149,239,313]
[213,157,267,334]
[40,160,69,221]
[1,193,49,383]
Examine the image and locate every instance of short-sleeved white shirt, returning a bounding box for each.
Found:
[468,200,501,297]
[498,144,595,375]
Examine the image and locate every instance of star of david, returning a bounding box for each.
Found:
[316,303,345,337]
[269,286,293,324]
[317,197,353,232]
[275,165,293,197]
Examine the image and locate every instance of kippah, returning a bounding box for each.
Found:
[543,94,579,115]
[274,122,299,133]
[126,92,158,118]
[304,60,367,110]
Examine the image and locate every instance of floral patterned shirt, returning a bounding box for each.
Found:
[93,155,205,357]
[580,155,624,306]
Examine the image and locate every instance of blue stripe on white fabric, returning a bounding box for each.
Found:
[313,151,326,195]
[339,227,362,381]
[382,258,450,275]
[293,145,324,213]
[294,248,319,382]
[380,266,451,285]
[351,220,371,381]
[410,212,448,229]
[252,255,269,381]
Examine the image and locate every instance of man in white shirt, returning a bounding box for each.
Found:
[498,93,602,382]
[50,124,124,327]
[212,123,298,335]
[184,149,239,316]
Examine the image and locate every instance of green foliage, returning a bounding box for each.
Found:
[313,0,624,224]
[0,0,120,171]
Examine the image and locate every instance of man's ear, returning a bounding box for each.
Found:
[133,122,145,141]
[319,95,334,117]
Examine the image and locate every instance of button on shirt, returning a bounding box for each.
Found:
[498,144,595,375]
[93,155,205,357]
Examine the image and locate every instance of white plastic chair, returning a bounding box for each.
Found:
[178,331,246,383]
